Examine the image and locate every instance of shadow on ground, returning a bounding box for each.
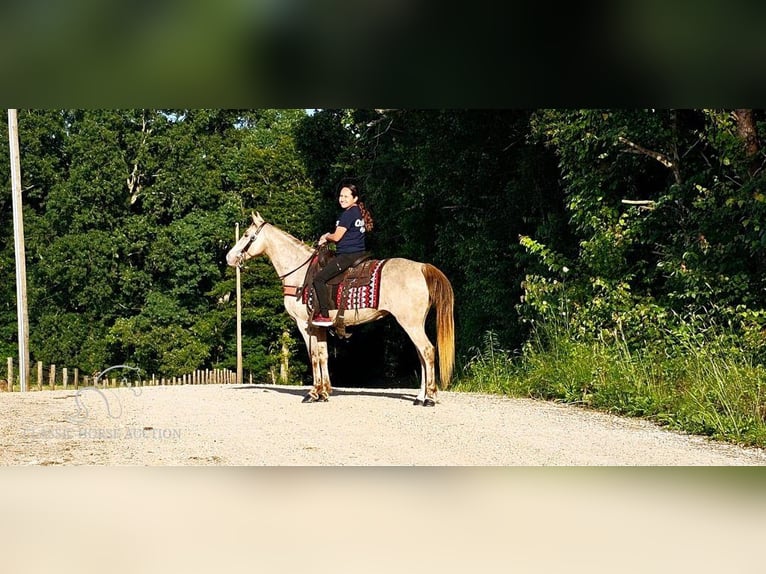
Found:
[230,384,419,403]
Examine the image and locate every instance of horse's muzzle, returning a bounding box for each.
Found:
[226,251,244,268]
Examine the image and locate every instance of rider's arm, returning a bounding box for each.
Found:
[319,226,347,245]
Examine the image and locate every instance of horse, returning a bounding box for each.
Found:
[225,212,455,406]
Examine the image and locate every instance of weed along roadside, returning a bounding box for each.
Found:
[456,325,766,450]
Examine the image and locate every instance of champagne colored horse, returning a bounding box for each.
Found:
[226,213,455,406]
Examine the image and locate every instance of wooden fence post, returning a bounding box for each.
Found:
[63,367,68,390]
[37,361,42,391]
[49,364,56,391]
[74,368,79,390]
[7,357,13,392]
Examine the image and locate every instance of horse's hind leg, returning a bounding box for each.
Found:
[397,322,437,406]
[419,343,437,406]
[415,355,427,405]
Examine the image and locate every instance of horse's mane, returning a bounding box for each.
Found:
[267,221,315,253]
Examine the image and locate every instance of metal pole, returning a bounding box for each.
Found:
[8,109,29,392]
[236,223,243,385]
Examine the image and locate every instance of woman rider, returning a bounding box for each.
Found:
[311,183,374,326]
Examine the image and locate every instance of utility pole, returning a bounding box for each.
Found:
[235,223,242,385]
[8,109,29,392]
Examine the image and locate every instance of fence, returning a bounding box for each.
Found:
[2,358,250,392]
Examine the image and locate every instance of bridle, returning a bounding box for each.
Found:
[233,220,267,268]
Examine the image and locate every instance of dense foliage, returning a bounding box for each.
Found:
[521,109,766,358]
[3,109,766,416]
[1,109,317,381]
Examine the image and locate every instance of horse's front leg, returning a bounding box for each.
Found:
[302,326,332,403]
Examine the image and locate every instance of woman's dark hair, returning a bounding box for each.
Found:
[343,183,374,232]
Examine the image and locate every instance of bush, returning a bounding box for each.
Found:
[456,316,766,449]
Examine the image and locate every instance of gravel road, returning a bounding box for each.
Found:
[3,384,766,573]
[2,384,765,465]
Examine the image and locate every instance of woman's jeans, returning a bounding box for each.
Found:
[312,252,364,315]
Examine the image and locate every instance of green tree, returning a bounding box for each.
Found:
[526,109,766,355]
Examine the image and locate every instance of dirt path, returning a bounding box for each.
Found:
[1,384,765,465]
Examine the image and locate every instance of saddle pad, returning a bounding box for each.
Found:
[336,259,387,310]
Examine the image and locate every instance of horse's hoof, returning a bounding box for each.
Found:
[413,399,423,406]
[422,398,436,407]
[302,394,319,403]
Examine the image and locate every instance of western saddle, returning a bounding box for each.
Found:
[293,245,380,337]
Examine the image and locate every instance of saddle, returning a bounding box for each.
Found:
[298,246,384,337]
[326,254,376,287]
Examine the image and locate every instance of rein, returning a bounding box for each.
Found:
[278,249,317,280]
[277,246,317,299]
[237,220,316,279]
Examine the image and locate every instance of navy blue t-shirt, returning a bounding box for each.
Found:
[335,205,366,254]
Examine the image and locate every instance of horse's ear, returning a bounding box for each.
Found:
[251,211,263,224]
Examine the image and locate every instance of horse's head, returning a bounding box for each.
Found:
[226,212,267,267]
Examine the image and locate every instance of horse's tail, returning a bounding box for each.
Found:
[423,264,455,390]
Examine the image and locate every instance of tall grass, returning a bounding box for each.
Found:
[456,321,766,448]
